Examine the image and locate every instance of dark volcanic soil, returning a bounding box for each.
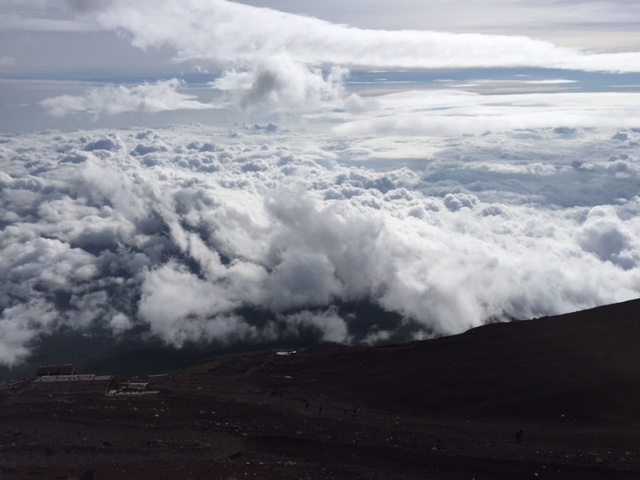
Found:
[1,299,640,479]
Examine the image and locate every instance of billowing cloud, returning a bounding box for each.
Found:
[1,124,639,365]
[577,206,640,270]
[40,79,216,117]
[211,54,347,113]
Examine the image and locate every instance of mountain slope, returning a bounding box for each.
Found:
[260,298,640,425]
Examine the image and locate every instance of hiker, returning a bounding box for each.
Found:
[343,407,348,417]
[304,400,309,411]
[515,428,524,444]
[394,416,400,429]
[318,405,322,415]
[352,408,357,418]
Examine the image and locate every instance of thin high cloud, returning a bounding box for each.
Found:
[335,90,640,136]
[234,1,640,50]
[76,0,640,72]
[0,125,639,365]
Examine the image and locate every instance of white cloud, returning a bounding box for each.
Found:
[577,206,640,270]
[333,90,640,136]
[211,54,347,113]
[109,312,133,335]
[0,0,638,369]
[2,0,638,89]
[0,300,57,367]
[40,79,216,117]
[137,262,241,346]
[233,1,640,51]
[78,0,640,73]
[39,0,636,122]
[0,124,639,366]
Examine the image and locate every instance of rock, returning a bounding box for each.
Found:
[80,469,95,480]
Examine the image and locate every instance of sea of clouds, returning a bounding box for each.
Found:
[1,0,640,366]
[1,121,639,366]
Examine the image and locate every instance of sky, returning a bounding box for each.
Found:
[0,0,640,366]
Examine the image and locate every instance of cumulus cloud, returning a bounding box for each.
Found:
[0,300,57,367]
[108,312,133,335]
[211,54,347,113]
[40,79,216,117]
[577,206,640,270]
[1,124,639,365]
